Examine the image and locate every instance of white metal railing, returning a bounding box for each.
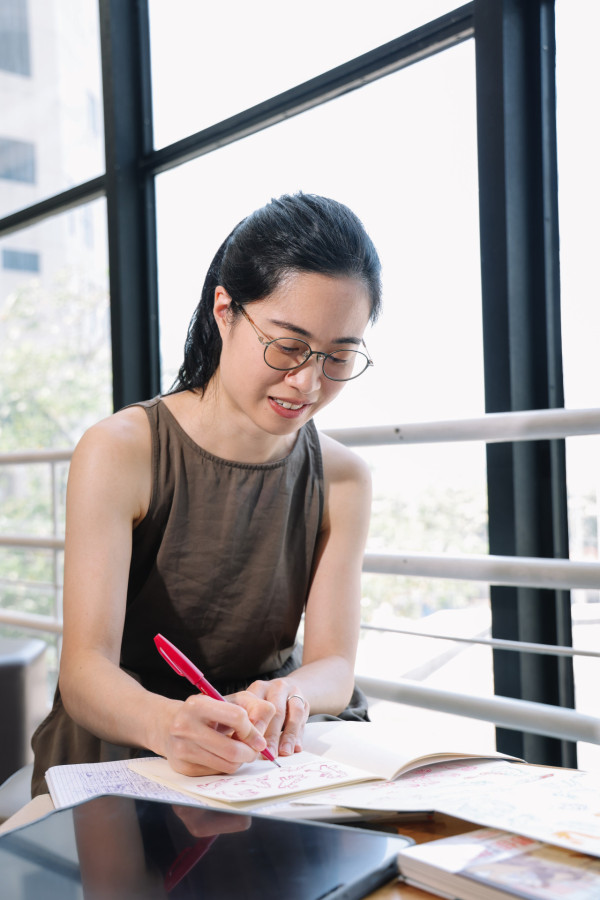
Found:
[359,623,599,658]
[1,410,600,745]
[0,450,72,464]
[355,675,600,745]
[0,449,70,645]
[327,407,600,747]
[363,551,600,591]
[325,406,600,446]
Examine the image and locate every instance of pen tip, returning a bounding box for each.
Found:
[273,759,282,768]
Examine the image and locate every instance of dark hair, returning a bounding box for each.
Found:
[171,192,382,393]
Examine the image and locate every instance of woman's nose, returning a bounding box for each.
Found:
[285,355,323,392]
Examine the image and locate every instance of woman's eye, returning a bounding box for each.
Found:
[274,340,307,354]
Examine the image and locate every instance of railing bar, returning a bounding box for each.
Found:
[0,579,61,591]
[359,623,599,657]
[356,676,600,745]
[324,407,600,447]
[0,449,73,464]
[1,408,599,467]
[0,609,63,634]
[2,613,596,659]
[0,536,65,550]
[2,538,598,583]
[2,540,599,589]
[363,552,600,590]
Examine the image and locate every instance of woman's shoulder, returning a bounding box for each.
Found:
[315,430,371,533]
[67,406,153,525]
[316,429,371,488]
[72,404,152,470]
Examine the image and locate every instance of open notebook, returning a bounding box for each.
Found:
[125,720,518,809]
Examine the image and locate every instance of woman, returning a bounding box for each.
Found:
[31,192,382,797]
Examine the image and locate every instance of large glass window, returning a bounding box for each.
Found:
[155,39,491,741]
[0,200,111,685]
[0,198,111,449]
[149,0,461,148]
[556,0,600,770]
[0,0,103,218]
[156,41,482,421]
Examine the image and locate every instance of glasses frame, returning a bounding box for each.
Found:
[233,302,374,382]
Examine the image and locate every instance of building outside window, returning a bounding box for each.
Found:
[0,137,35,182]
[0,0,31,77]
[2,248,39,272]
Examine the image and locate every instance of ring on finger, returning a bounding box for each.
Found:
[287,694,307,710]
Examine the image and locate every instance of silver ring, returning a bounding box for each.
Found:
[287,694,307,709]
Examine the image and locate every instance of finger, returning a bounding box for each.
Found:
[279,694,309,756]
[195,695,269,751]
[172,807,251,837]
[172,696,269,768]
[168,728,258,775]
[228,691,277,736]
[262,700,288,760]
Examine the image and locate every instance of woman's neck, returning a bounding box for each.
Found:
[162,389,298,464]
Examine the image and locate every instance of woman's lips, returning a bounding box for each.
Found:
[268,396,310,418]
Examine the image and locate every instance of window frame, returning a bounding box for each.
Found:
[0,0,575,767]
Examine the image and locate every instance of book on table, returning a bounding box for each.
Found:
[395,826,600,900]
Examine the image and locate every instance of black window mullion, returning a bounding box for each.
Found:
[475,0,575,767]
[99,0,160,410]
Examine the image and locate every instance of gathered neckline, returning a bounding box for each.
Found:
[156,397,307,470]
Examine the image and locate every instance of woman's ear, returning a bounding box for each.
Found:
[213,285,233,337]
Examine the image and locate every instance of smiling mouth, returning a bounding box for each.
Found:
[271,398,306,410]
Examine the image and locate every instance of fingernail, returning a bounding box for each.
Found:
[280,740,293,755]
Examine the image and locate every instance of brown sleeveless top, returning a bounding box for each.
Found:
[30,397,324,795]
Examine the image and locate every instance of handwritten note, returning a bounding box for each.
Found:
[129,751,375,805]
[297,759,600,858]
[46,757,200,809]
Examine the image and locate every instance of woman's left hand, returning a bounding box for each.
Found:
[229,679,310,761]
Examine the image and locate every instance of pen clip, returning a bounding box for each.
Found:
[154,633,208,688]
[155,642,185,677]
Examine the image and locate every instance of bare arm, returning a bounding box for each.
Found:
[59,408,274,775]
[244,433,372,758]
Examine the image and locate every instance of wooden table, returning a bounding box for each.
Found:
[365,813,481,898]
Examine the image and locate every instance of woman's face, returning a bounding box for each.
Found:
[213,271,372,440]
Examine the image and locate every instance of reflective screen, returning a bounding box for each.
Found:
[0,796,411,899]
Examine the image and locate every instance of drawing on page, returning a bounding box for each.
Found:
[195,760,357,801]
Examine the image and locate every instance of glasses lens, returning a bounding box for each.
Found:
[265,338,312,370]
[323,350,369,381]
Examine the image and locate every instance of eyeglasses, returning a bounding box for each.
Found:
[234,303,374,382]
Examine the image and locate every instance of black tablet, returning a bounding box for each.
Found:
[0,795,413,899]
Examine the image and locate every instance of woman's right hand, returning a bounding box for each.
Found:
[163,692,277,776]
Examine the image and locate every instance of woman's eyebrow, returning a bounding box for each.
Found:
[268,318,362,345]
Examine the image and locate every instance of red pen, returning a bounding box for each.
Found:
[164,834,218,892]
[154,633,280,767]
